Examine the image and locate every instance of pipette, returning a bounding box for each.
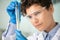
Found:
[15,0,21,30]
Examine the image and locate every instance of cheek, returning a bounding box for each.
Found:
[39,11,51,24]
[43,13,52,27]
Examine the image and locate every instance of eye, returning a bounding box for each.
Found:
[34,12,41,16]
[27,15,32,19]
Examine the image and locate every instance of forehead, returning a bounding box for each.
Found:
[26,4,45,15]
[26,4,43,10]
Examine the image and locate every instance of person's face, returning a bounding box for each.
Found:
[26,4,54,31]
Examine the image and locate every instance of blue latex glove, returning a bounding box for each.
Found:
[7,1,21,24]
[6,1,27,40]
[15,30,27,40]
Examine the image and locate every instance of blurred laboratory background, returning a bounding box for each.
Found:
[0,0,60,40]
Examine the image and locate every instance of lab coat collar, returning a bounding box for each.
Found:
[48,23,60,38]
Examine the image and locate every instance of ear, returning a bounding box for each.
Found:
[49,4,54,14]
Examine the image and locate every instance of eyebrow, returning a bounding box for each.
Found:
[32,10,40,14]
[26,10,40,17]
[26,7,45,16]
[32,7,45,14]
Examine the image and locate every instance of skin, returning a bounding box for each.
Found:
[26,4,56,32]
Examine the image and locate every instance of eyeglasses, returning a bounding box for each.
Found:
[25,7,46,20]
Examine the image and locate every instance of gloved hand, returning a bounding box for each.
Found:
[6,1,27,40]
[7,1,20,24]
[15,30,27,40]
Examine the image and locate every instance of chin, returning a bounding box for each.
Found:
[38,27,46,31]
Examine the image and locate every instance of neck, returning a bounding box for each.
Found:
[45,21,56,33]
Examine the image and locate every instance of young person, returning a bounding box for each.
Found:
[2,0,60,40]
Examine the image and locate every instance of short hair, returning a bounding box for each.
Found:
[21,0,53,16]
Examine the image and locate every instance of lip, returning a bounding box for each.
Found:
[35,23,42,27]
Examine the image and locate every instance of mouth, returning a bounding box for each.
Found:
[35,23,42,27]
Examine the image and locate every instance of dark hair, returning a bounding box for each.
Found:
[21,0,53,16]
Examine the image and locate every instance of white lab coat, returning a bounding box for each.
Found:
[27,31,45,40]
[27,28,60,40]
[2,23,60,40]
[2,23,16,40]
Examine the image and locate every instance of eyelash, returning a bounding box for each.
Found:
[35,12,40,15]
[27,16,32,19]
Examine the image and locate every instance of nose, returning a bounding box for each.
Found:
[32,16,39,24]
